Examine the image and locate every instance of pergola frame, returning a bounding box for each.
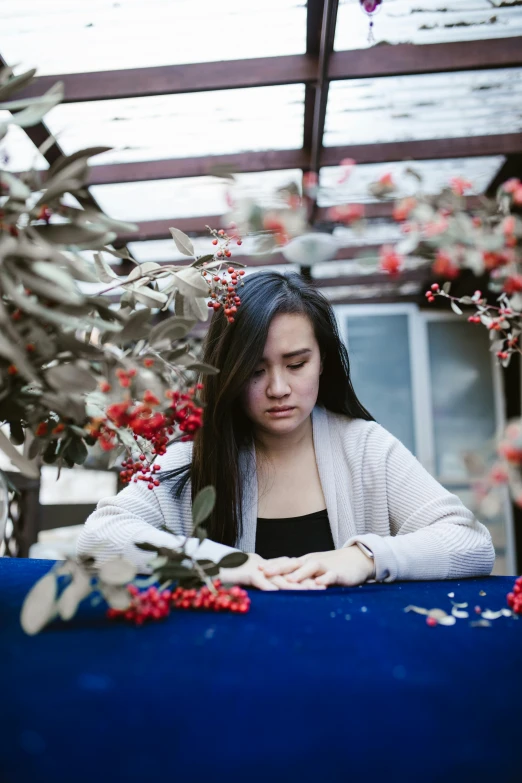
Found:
[3,1,522,301]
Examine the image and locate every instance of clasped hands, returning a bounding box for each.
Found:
[220,546,375,591]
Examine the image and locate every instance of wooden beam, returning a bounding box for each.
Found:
[87,149,309,186]
[486,154,522,196]
[17,37,522,104]
[321,134,522,167]
[303,0,325,157]
[17,55,317,103]
[329,37,522,81]
[79,133,521,187]
[310,0,338,174]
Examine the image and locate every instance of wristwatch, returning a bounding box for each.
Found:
[355,541,376,579]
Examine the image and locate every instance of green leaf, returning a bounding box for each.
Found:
[33,179,83,208]
[20,572,57,635]
[156,564,194,581]
[442,282,452,294]
[187,296,210,322]
[99,557,137,586]
[196,560,220,577]
[149,316,195,346]
[47,147,112,179]
[15,267,84,306]
[33,223,115,248]
[0,170,31,200]
[131,287,168,308]
[191,254,215,268]
[116,308,152,343]
[173,267,209,297]
[31,260,82,293]
[192,486,216,528]
[127,262,161,282]
[64,437,88,465]
[0,67,37,101]
[218,552,249,569]
[186,361,219,376]
[450,301,463,316]
[169,228,195,257]
[9,421,25,446]
[8,81,63,127]
[45,363,98,393]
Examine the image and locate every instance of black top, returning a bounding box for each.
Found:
[255,509,334,559]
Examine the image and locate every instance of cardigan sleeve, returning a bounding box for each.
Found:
[76,448,236,573]
[343,425,496,582]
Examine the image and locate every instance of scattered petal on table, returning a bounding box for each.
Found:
[451,601,468,609]
[470,619,492,627]
[481,609,504,620]
[479,590,487,596]
[404,605,429,615]
[428,608,449,620]
[437,616,457,626]
[447,592,455,598]
[501,608,513,617]
[452,608,469,619]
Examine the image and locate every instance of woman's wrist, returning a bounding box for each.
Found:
[351,543,375,581]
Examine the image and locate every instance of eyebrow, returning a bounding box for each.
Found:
[259,348,312,362]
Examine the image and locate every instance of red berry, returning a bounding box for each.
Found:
[426,616,437,627]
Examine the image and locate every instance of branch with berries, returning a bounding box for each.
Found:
[19,485,250,635]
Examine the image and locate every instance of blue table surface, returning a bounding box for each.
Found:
[1,558,521,783]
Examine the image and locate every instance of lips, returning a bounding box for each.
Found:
[267,406,294,413]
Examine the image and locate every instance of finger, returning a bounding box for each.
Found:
[287,560,323,583]
[301,578,327,590]
[261,557,300,577]
[315,571,337,587]
[270,575,313,590]
[250,570,279,591]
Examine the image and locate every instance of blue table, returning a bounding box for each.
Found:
[1,558,521,783]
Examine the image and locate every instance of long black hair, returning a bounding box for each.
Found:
[164,271,373,546]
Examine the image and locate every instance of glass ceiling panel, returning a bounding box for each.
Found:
[45,85,305,164]
[0,0,306,74]
[0,117,48,172]
[318,157,504,206]
[91,169,303,222]
[325,68,522,147]
[335,0,522,50]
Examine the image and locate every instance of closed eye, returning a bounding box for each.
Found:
[289,362,305,370]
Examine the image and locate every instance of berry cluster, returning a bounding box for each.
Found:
[424,283,440,303]
[171,581,250,613]
[205,265,245,323]
[506,576,522,614]
[106,581,251,625]
[106,585,171,625]
[88,383,204,489]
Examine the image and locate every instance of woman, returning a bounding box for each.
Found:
[77,271,495,590]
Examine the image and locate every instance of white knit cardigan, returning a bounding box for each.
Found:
[77,406,495,581]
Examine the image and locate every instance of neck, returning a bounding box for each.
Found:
[254,414,313,461]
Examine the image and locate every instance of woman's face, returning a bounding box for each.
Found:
[242,312,322,437]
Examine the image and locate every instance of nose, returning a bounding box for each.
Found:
[266,369,291,399]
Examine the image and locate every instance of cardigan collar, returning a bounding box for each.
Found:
[236,406,342,551]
